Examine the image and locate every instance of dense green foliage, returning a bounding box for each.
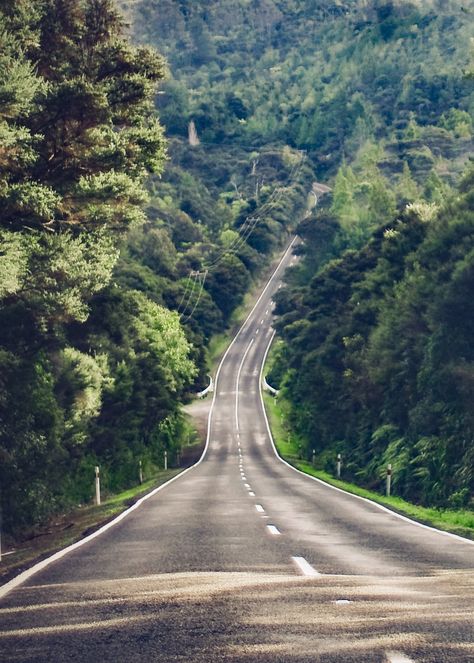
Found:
[274,174,474,507]
[0,0,183,532]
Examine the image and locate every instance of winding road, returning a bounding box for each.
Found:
[1,237,473,662]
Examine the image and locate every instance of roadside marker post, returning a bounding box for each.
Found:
[95,466,101,506]
[337,453,342,479]
[386,463,392,497]
[139,460,143,485]
[164,450,168,471]
[312,449,316,467]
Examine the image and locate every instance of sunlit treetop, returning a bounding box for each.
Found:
[0,0,167,233]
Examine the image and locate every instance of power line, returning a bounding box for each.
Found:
[182,270,208,322]
[176,273,194,314]
[178,269,200,316]
[177,149,307,324]
[203,150,306,269]
[218,151,305,261]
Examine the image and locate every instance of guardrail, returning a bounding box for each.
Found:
[262,375,279,396]
[197,375,214,399]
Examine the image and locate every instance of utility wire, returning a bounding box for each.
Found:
[178,149,306,323]
[176,274,194,314]
[204,150,305,269]
[178,270,200,316]
[216,150,305,262]
[182,270,208,322]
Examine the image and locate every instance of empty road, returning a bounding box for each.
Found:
[1,238,473,662]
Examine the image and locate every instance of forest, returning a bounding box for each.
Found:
[1,0,473,535]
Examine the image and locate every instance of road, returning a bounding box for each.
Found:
[1,238,474,662]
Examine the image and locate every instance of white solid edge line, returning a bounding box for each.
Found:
[259,331,474,547]
[292,556,321,577]
[0,236,300,600]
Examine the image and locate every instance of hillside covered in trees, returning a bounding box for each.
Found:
[1,0,473,537]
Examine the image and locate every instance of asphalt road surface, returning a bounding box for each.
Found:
[1,238,473,663]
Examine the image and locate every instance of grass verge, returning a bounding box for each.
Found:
[263,392,474,541]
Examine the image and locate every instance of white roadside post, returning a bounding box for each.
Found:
[139,460,143,485]
[386,463,392,497]
[312,449,316,467]
[95,466,101,506]
[337,453,342,479]
[164,450,168,471]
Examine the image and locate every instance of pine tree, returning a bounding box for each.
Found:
[1,0,167,233]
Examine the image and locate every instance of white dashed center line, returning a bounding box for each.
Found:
[291,556,321,577]
[266,525,281,536]
[235,338,254,433]
[248,491,255,497]
[255,504,265,513]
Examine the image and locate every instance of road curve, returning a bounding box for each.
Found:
[0,237,473,662]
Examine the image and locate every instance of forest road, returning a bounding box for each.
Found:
[0,237,473,662]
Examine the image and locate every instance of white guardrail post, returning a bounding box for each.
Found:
[386,463,392,497]
[95,466,101,506]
